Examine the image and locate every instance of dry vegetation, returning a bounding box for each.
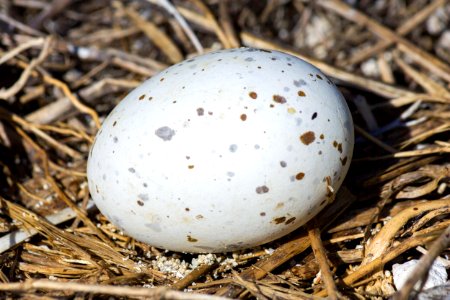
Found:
[0,0,450,299]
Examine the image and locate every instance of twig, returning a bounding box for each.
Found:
[361,198,450,265]
[0,37,45,66]
[120,2,183,63]
[345,0,447,65]
[317,0,450,83]
[0,200,95,254]
[0,37,52,101]
[354,125,397,154]
[172,262,218,290]
[0,12,44,36]
[393,225,450,300]
[155,0,204,54]
[307,222,340,300]
[0,279,227,299]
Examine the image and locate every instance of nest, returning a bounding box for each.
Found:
[0,0,449,299]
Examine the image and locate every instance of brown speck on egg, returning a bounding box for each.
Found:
[298,90,306,97]
[316,74,323,80]
[285,217,296,225]
[340,156,348,166]
[320,199,327,206]
[249,91,257,99]
[160,78,165,82]
[311,112,318,120]
[196,215,204,220]
[273,95,286,104]
[260,212,266,216]
[185,207,190,212]
[273,217,286,224]
[188,165,194,169]
[113,121,117,127]
[187,235,198,242]
[240,114,247,121]
[300,131,315,145]
[295,172,305,180]
[333,141,338,148]
[337,143,343,153]
[320,134,324,139]
[137,200,144,206]
[256,185,269,194]
[149,96,153,100]
[197,108,204,116]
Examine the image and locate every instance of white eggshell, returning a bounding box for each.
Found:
[87,48,354,253]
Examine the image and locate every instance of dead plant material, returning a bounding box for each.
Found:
[0,1,449,299]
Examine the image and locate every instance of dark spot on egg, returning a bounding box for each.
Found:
[341,156,348,166]
[187,235,198,242]
[320,134,324,139]
[137,200,144,206]
[280,161,287,168]
[188,165,194,169]
[240,114,247,121]
[316,74,323,80]
[298,90,306,97]
[113,137,118,143]
[300,131,315,145]
[128,167,135,173]
[294,79,307,87]
[320,199,327,206]
[139,94,145,100]
[197,108,204,116]
[273,217,286,224]
[229,144,238,152]
[149,96,153,100]
[260,212,266,216]
[155,126,175,141]
[196,214,204,219]
[311,112,318,120]
[113,121,117,126]
[256,185,269,194]
[160,78,165,82]
[295,172,305,180]
[249,91,257,99]
[185,207,190,212]
[273,95,286,104]
[245,57,254,61]
[285,217,296,225]
[333,141,338,148]
[338,143,343,153]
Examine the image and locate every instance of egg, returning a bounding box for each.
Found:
[87,47,354,253]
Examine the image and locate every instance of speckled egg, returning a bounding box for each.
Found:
[87,47,354,253]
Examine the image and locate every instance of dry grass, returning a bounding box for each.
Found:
[0,0,449,299]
